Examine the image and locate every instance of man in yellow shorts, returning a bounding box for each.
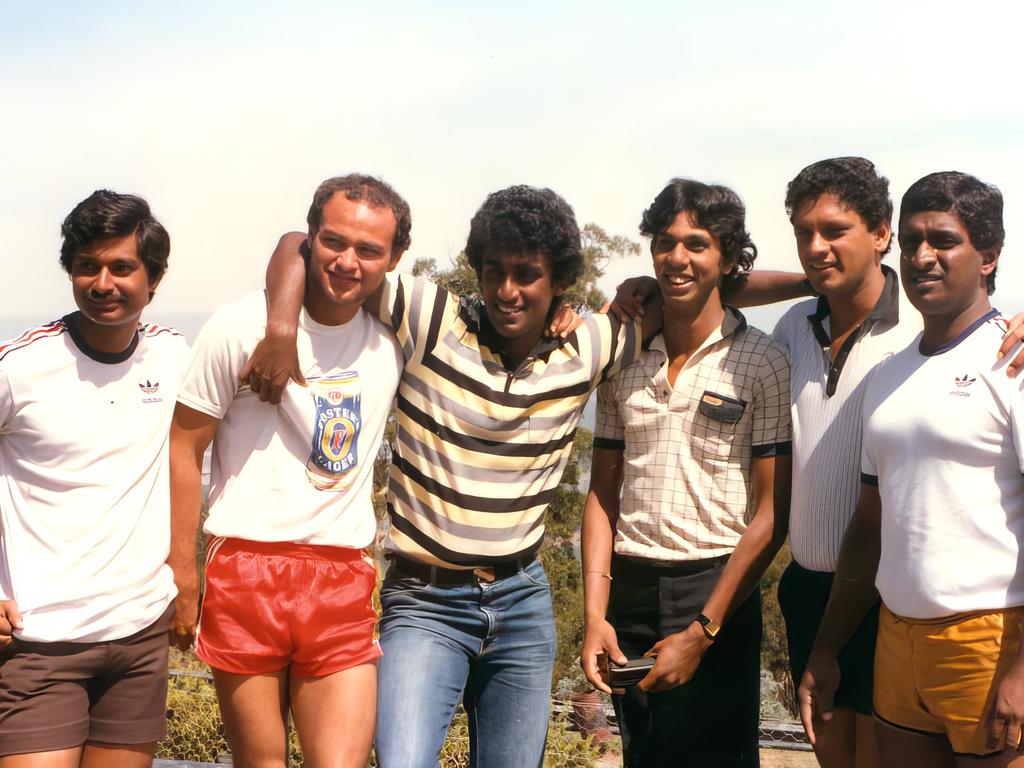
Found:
[798,171,1024,767]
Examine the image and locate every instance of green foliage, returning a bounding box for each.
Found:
[565,223,641,312]
[413,253,481,303]
[760,543,796,716]
[542,427,591,691]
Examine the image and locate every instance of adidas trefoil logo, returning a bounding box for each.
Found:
[950,373,976,397]
[139,379,159,394]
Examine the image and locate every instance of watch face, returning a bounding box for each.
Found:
[698,613,720,638]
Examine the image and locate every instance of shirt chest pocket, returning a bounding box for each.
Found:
[692,390,746,461]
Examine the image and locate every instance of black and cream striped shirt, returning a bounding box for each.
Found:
[375,274,640,568]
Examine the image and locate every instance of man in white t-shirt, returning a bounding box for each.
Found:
[0,190,186,766]
[168,174,406,768]
[799,172,1024,766]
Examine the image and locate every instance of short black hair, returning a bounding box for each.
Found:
[307,174,412,255]
[60,190,170,281]
[465,185,582,289]
[639,178,757,291]
[785,157,893,255]
[900,171,1004,295]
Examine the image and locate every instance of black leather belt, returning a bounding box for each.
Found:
[387,555,532,585]
[614,553,729,574]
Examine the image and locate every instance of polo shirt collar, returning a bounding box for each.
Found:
[458,299,563,374]
[649,305,747,363]
[807,264,900,349]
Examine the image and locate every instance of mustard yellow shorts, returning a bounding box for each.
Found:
[873,603,1023,756]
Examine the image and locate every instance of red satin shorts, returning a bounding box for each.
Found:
[195,537,381,678]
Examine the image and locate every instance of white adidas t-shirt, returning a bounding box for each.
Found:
[0,318,187,642]
[863,310,1024,619]
[178,291,402,548]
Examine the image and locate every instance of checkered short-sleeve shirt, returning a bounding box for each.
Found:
[595,308,791,561]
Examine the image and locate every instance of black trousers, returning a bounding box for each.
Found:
[608,554,762,768]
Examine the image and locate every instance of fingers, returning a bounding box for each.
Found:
[2,601,22,630]
[582,652,612,695]
[998,313,1024,376]
[168,626,195,653]
[797,685,817,746]
[1006,346,1024,379]
[608,637,627,667]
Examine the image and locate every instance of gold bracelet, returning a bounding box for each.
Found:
[585,571,613,581]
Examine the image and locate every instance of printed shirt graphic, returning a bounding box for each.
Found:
[862,311,1024,619]
[306,372,362,490]
[178,292,401,548]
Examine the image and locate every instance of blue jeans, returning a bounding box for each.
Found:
[374,559,556,768]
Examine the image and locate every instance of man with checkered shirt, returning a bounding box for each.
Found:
[581,178,792,768]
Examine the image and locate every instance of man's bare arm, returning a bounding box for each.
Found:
[581,447,627,693]
[168,403,219,651]
[798,483,882,744]
[237,232,308,403]
[723,271,812,308]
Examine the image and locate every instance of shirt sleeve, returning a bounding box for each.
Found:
[176,305,247,419]
[751,341,791,457]
[0,367,12,436]
[860,379,879,484]
[375,274,459,364]
[572,313,641,388]
[593,376,625,450]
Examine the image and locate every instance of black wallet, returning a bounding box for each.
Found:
[609,657,655,687]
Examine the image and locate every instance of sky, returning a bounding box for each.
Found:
[2,0,1023,339]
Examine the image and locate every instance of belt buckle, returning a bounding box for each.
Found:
[472,567,496,583]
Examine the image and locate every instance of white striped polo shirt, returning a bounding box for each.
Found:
[373,274,640,568]
[773,266,918,572]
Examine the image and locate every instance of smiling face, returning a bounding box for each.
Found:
[479,249,564,366]
[70,233,160,345]
[305,193,401,325]
[792,193,891,300]
[651,210,732,317]
[898,210,998,320]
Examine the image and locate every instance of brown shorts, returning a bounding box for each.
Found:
[0,603,173,757]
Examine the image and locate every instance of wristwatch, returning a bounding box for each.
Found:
[696,612,721,642]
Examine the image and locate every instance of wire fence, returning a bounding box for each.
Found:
[160,669,811,767]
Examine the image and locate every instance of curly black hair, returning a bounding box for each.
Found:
[639,179,757,291]
[900,171,1004,295]
[307,174,412,256]
[785,157,893,255]
[465,185,582,289]
[59,190,170,281]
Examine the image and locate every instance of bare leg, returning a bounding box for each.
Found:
[854,713,881,768]
[0,749,81,768]
[877,719,954,768]
[290,662,376,768]
[80,742,155,768]
[212,668,289,768]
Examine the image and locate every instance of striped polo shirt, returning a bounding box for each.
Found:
[773,266,918,571]
[373,274,640,568]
